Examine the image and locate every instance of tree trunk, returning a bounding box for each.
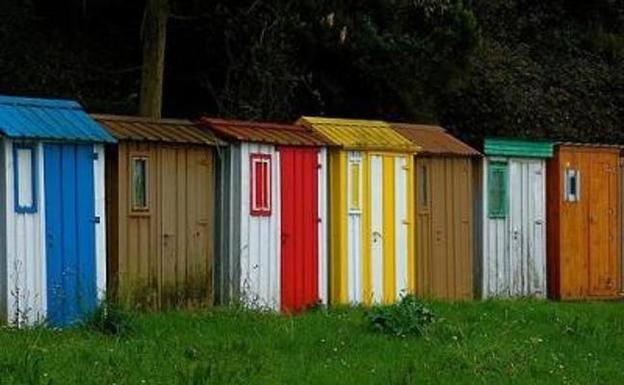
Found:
[139,0,169,118]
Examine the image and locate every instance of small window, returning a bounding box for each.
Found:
[418,164,428,208]
[488,162,508,219]
[14,144,37,213]
[349,161,361,211]
[251,154,272,216]
[131,156,148,211]
[564,169,580,202]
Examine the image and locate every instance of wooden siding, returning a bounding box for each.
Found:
[106,141,215,309]
[415,157,474,300]
[481,158,547,298]
[547,146,621,300]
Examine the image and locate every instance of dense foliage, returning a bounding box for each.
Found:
[366,295,436,337]
[1,0,623,143]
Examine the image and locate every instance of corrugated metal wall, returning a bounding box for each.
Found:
[416,157,474,300]
[1,140,46,325]
[481,157,547,298]
[237,143,281,309]
[216,145,327,311]
[107,141,215,309]
[547,147,621,299]
[329,150,414,305]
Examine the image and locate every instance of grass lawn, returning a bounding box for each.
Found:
[0,300,623,384]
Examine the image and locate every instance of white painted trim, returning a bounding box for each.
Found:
[370,155,383,303]
[93,144,107,302]
[317,148,328,304]
[347,151,362,303]
[394,156,409,299]
[37,143,46,322]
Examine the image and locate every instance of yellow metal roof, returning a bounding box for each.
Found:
[297,116,419,153]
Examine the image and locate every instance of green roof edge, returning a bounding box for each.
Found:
[484,138,554,158]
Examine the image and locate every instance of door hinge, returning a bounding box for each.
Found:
[93,152,99,160]
[94,216,101,224]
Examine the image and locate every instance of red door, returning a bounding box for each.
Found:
[280,147,319,312]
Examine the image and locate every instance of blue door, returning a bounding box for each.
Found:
[45,143,96,326]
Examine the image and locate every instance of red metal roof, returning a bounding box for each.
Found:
[391,123,481,157]
[92,114,223,145]
[199,117,330,146]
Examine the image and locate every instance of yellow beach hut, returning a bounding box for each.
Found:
[297,117,419,305]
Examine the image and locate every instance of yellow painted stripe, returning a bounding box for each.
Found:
[361,153,372,305]
[406,156,416,293]
[383,155,396,303]
[329,150,349,304]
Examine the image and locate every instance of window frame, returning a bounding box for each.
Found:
[13,143,38,214]
[130,155,150,213]
[487,161,508,219]
[250,153,272,216]
[564,168,581,202]
[348,153,363,214]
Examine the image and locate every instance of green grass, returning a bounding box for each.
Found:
[0,300,623,384]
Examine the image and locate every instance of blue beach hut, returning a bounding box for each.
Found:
[0,95,115,326]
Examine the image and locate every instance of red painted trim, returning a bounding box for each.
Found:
[250,153,272,216]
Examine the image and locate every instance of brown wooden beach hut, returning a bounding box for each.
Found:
[94,114,223,309]
[391,123,481,300]
[547,143,622,300]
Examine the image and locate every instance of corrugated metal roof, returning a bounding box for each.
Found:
[297,116,418,152]
[556,142,624,150]
[200,117,329,146]
[92,114,224,146]
[484,138,554,158]
[0,95,116,142]
[391,123,481,157]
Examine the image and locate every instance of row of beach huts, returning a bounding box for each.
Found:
[0,95,621,327]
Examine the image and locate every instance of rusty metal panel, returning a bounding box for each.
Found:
[107,141,215,309]
[93,114,223,146]
[547,145,622,299]
[298,117,418,152]
[416,157,474,300]
[392,124,481,157]
[201,117,329,147]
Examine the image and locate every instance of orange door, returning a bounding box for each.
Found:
[588,153,619,297]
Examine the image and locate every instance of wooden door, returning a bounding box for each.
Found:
[509,159,547,297]
[588,153,619,297]
[45,143,97,326]
[280,147,319,313]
